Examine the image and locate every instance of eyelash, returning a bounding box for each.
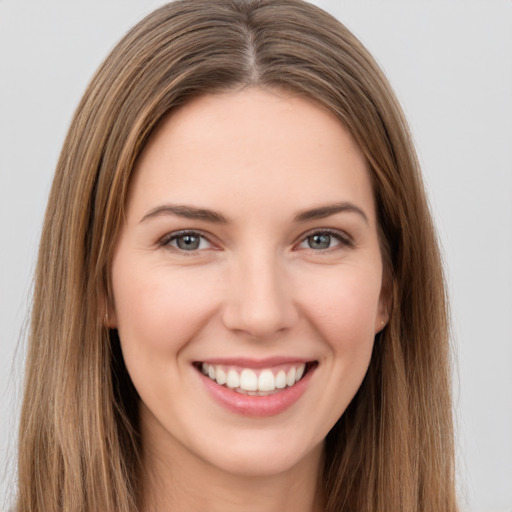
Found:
[158,228,353,254]
[158,230,214,253]
[297,229,354,252]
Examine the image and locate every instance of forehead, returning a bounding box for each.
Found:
[127,87,375,224]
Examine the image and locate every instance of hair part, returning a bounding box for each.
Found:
[17,1,457,511]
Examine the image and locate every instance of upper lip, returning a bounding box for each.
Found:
[195,356,315,369]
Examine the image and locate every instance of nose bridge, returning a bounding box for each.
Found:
[222,245,298,338]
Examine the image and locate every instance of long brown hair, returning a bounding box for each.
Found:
[16,1,458,511]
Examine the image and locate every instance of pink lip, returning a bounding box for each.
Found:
[197,363,316,417]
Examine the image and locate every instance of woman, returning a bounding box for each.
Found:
[16,0,458,511]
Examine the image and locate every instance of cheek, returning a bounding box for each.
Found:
[111,261,223,411]
[299,265,382,354]
[112,261,220,358]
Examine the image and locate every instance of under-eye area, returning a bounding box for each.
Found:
[194,361,318,395]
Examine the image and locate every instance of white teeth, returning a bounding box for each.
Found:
[216,367,227,385]
[226,369,240,388]
[286,367,296,387]
[295,363,305,382]
[258,369,275,391]
[275,370,287,389]
[240,369,258,391]
[200,362,310,391]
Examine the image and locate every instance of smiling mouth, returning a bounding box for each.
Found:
[193,361,317,396]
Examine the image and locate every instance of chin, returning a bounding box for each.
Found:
[198,436,324,478]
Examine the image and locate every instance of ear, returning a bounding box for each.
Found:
[99,294,118,329]
[374,273,392,334]
[106,305,118,329]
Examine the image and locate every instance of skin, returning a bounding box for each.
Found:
[109,87,389,512]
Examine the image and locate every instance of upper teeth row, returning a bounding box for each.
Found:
[201,363,306,392]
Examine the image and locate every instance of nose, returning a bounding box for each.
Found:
[221,251,299,339]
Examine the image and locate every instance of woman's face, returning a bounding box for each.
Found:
[110,88,388,478]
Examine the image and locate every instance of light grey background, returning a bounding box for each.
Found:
[1,2,511,511]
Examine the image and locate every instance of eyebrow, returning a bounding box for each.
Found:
[293,202,369,224]
[140,204,228,224]
[140,201,368,225]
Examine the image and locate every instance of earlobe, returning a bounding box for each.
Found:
[375,275,392,334]
[378,298,390,330]
[375,317,388,334]
[105,308,118,329]
[100,295,118,329]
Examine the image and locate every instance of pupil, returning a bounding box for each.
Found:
[309,233,330,250]
[177,234,200,250]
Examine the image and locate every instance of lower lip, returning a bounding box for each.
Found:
[198,366,315,417]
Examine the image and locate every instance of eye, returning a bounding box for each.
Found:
[160,231,213,252]
[297,230,352,251]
